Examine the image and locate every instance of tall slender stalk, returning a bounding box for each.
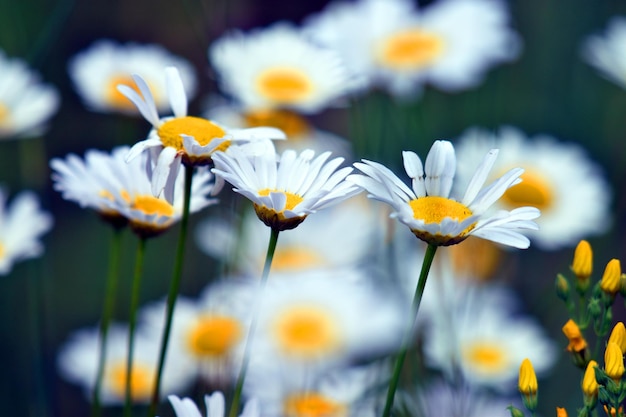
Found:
[91,227,124,417]
[147,165,194,417]
[381,243,438,417]
[124,237,147,417]
[228,227,280,417]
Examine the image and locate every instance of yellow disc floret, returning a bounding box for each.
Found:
[378,28,444,70]
[256,67,313,104]
[271,246,326,272]
[187,315,243,358]
[463,342,509,376]
[108,362,155,400]
[244,109,310,138]
[409,196,476,245]
[501,170,553,212]
[108,75,143,110]
[157,116,228,151]
[284,392,347,417]
[254,189,307,231]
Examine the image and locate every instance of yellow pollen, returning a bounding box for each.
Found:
[131,195,175,217]
[258,189,304,212]
[244,109,310,138]
[107,75,143,109]
[378,28,444,70]
[271,246,326,272]
[500,170,553,212]
[284,393,347,417]
[273,305,340,358]
[463,342,509,374]
[409,196,473,225]
[256,67,313,104]
[0,102,10,126]
[108,362,155,400]
[187,315,243,358]
[157,116,228,151]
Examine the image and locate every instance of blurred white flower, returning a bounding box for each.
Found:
[68,40,197,114]
[581,16,626,89]
[0,188,52,275]
[0,49,59,139]
[166,392,259,417]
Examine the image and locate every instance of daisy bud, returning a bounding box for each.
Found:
[518,358,538,412]
[555,274,571,302]
[600,259,621,295]
[562,319,590,368]
[608,322,626,354]
[556,407,568,417]
[582,360,599,406]
[571,240,593,289]
[604,342,625,382]
[507,405,525,417]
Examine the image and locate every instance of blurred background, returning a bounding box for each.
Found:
[1,0,626,416]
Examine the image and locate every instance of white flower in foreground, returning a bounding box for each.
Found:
[422,284,557,391]
[581,16,626,89]
[347,140,540,248]
[51,146,217,237]
[212,147,361,231]
[0,49,59,139]
[209,22,362,114]
[166,392,259,417]
[303,0,519,97]
[119,66,286,197]
[68,39,197,114]
[57,324,194,404]
[455,126,612,249]
[0,189,52,275]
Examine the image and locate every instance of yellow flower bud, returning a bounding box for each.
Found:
[519,358,538,412]
[600,259,621,294]
[608,322,626,354]
[562,319,587,352]
[556,407,568,417]
[582,360,599,397]
[571,240,592,280]
[604,342,625,381]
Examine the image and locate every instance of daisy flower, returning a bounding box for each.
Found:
[454,126,612,249]
[0,188,53,275]
[167,392,259,417]
[303,0,519,97]
[211,147,362,231]
[581,16,626,89]
[139,280,254,386]
[118,66,286,197]
[57,324,194,405]
[421,283,557,391]
[346,140,540,248]
[0,49,59,139]
[208,22,362,114]
[51,146,217,237]
[68,39,197,114]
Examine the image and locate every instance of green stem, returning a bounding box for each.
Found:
[91,227,124,417]
[147,165,194,417]
[381,243,438,417]
[124,237,147,417]
[228,227,280,417]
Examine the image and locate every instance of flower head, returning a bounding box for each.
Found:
[608,322,626,354]
[212,147,361,231]
[0,189,53,275]
[0,49,59,139]
[571,240,593,281]
[518,358,537,396]
[600,259,622,295]
[119,66,286,197]
[347,140,539,247]
[562,319,587,353]
[604,341,625,381]
[581,17,626,90]
[68,40,197,114]
[582,360,599,398]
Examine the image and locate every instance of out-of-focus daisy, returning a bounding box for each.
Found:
[454,126,612,249]
[57,324,194,404]
[51,146,217,237]
[347,140,540,248]
[0,49,59,139]
[167,392,259,417]
[303,0,519,97]
[209,23,362,114]
[251,272,405,370]
[212,147,361,231]
[244,363,380,417]
[68,40,197,114]
[581,17,626,89]
[421,283,557,391]
[0,188,52,275]
[140,280,253,386]
[119,66,286,197]
[195,197,383,276]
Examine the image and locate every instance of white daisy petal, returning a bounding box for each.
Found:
[166,66,188,118]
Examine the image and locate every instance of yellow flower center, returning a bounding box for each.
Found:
[378,28,444,70]
[107,75,144,109]
[449,236,502,281]
[187,315,243,358]
[500,170,553,212]
[244,109,311,138]
[273,305,340,358]
[409,196,473,226]
[271,246,326,272]
[463,342,509,375]
[284,392,347,417]
[157,116,228,151]
[0,242,5,260]
[258,189,304,211]
[107,362,155,400]
[0,102,10,127]
[256,67,313,104]
[131,195,175,217]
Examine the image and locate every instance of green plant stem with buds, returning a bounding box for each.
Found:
[381,243,438,417]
